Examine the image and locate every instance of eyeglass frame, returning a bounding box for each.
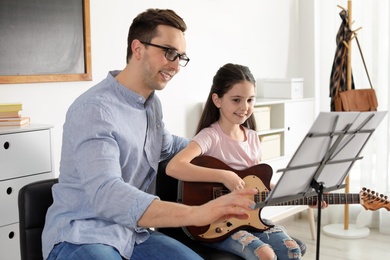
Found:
[140,41,190,67]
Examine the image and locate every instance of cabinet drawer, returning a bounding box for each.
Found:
[0,129,52,180]
[0,223,20,260]
[0,172,53,227]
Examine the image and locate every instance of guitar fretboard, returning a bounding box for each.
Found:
[259,192,361,206]
[214,188,361,206]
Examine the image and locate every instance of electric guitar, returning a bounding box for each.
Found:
[179,155,390,243]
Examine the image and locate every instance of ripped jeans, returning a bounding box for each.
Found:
[204,222,301,260]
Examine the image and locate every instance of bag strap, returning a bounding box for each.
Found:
[355,36,374,89]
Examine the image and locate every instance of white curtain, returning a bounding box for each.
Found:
[321,0,390,230]
[349,0,389,224]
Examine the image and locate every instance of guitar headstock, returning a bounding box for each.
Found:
[360,187,390,211]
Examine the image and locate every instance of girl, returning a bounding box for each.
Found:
[166,63,302,260]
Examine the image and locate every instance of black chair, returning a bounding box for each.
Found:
[156,159,306,259]
[18,178,238,260]
[18,178,58,260]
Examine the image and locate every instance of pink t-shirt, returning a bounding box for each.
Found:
[192,122,262,170]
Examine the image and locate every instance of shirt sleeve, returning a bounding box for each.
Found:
[192,127,219,155]
[160,126,190,161]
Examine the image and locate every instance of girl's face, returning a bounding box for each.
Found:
[213,81,256,126]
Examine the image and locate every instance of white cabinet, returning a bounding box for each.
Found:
[0,124,54,260]
[255,97,315,184]
[255,98,315,161]
[283,99,315,157]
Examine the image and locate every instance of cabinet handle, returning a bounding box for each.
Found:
[8,231,15,239]
[3,141,10,149]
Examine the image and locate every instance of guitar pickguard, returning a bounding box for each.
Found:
[196,175,273,241]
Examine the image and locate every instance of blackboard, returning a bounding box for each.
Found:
[0,0,91,83]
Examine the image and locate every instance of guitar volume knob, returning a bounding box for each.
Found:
[215,227,223,233]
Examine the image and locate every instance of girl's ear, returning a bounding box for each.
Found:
[212,93,221,108]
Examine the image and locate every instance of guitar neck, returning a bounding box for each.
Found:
[187,156,389,211]
[262,193,361,207]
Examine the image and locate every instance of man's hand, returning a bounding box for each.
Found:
[189,188,258,227]
[138,188,258,228]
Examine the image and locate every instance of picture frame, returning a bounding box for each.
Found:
[0,0,92,84]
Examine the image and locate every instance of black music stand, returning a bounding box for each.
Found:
[254,111,386,260]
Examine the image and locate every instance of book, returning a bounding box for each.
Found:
[0,110,22,118]
[0,117,30,126]
[0,103,23,112]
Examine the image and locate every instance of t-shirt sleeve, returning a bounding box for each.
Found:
[192,127,218,155]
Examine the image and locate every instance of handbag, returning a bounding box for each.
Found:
[333,37,378,112]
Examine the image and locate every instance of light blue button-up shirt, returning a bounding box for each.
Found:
[42,71,189,259]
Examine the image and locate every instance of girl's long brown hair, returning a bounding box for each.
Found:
[196,63,256,135]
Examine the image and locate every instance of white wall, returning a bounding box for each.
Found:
[0,0,377,176]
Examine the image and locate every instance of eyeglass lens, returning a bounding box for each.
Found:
[165,49,189,67]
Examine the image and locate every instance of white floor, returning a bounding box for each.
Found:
[278,214,389,259]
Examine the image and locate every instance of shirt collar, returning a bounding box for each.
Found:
[108,70,155,108]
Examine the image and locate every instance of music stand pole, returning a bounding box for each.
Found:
[311,180,325,260]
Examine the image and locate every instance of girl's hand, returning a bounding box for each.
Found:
[309,200,328,209]
[222,170,246,191]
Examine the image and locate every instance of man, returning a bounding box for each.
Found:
[42,9,257,260]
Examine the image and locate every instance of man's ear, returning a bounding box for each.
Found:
[132,39,143,60]
[212,93,221,108]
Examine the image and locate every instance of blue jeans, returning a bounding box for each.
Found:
[205,224,301,260]
[47,231,203,260]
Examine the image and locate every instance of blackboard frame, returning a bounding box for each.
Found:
[0,0,92,84]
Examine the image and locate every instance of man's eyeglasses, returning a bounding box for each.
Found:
[140,41,190,67]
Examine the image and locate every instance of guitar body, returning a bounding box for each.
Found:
[179,156,274,242]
